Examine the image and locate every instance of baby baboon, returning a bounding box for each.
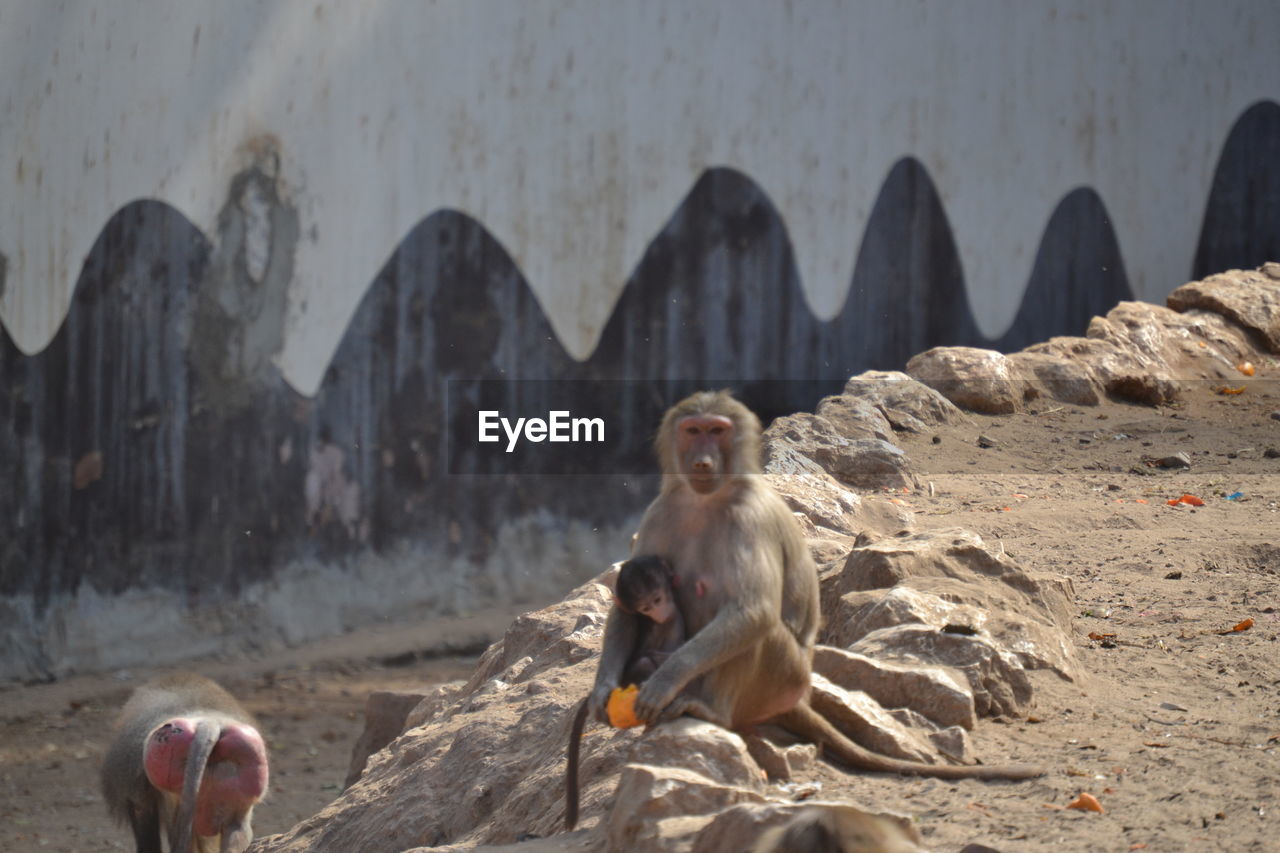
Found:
[564,554,725,830]
[101,673,268,853]
[610,554,684,681]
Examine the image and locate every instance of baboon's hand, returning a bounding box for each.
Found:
[634,672,680,724]
[587,682,616,725]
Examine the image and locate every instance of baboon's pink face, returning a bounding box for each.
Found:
[676,414,735,493]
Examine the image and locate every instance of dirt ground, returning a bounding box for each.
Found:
[2,375,1278,852]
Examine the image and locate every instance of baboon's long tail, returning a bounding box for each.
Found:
[171,719,219,853]
[564,698,591,830]
[775,701,1044,781]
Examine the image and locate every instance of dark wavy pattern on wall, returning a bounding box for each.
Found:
[1,102,1276,613]
[995,186,1132,352]
[1194,101,1280,279]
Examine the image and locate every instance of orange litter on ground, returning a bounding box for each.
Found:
[1067,792,1105,813]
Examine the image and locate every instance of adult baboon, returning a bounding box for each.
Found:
[589,390,1042,781]
[101,673,269,853]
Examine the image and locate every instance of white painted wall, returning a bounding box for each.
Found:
[2,1,1277,395]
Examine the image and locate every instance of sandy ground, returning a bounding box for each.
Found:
[2,376,1278,852]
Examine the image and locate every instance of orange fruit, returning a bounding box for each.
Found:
[607,685,642,728]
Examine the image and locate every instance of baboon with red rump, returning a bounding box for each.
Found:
[101,673,269,853]
[588,389,1044,781]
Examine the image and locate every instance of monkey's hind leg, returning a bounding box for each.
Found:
[656,695,731,729]
[127,798,163,853]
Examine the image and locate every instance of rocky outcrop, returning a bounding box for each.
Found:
[813,645,976,730]
[822,527,1079,688]
[904,265,1278,412]
[260,269,1280,851]
[268,524,1074,851]
[838,370,969,433]
[763,464,912,567]
[259,467,1077,852]
[344,690,435,789]
[763,371,965,495]
[1167,265,1280,352]
[763,412,919,491]
[255,579,617,851]
[255,573,946,852]
[904,347,1024,414]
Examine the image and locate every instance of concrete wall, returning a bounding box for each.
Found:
[1,1,1278,679]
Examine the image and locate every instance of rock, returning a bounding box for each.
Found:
[824,583,988,645]
[1012,297,1262,406]
[1124,303,1258,377]
[827,439,919,491]
[828,528,1075,628]
[813,645,976,730]
[345,690,434,789]
[1081,304,1202,402]
[630,717,764,791]
[1270,411,1280,421]
[923,722,975,765]
[692,803,925,853]
[763,413,919,491]
[1005,349,1103,406]
[839,369,968,433]
[764,466,913,542]
[803,536,856,566]
[977,434,998,449]
[402,681,465,730]
[823,529,1078,683]
[814,527,1078,717]
[887,707,977,764]
[606,763,765,853]
[1266,447,1280,459]
[1167,267,1280,353]
[841,369,969,430]
[814,393,895,441]
[460,581,613,693]
[1020,334,1159,404]
[255,577,625,851]
[905,347,1024,414]
[848,624,1034,718]
[1154,452,1192,469]
[809,674,941,763]
[744,736,817,782]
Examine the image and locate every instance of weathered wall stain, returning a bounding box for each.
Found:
[192,138,297,411]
